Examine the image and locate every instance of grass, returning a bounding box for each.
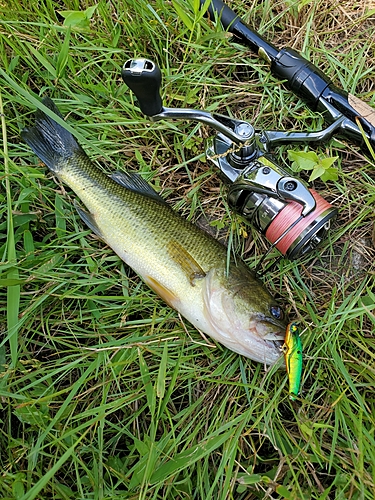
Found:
[0,0,374,498]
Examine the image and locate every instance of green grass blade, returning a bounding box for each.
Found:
[150,427,235,484]
[1,92,20,368]
[20,424,93,500]
[0,1,374,498]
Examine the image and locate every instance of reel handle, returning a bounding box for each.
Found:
[122,59,163,116]
[122,58,257,145]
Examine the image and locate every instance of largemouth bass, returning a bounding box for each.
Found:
[22,97,287,365]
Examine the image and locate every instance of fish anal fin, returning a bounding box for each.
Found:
[167,240,206,286]
[75,203,103,239]
[144,275,179,309]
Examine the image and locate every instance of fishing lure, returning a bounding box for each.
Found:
[283,322,303,400]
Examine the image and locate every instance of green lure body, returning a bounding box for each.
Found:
[283,322,303,400]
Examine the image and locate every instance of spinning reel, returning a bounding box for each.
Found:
[122,58,338,261]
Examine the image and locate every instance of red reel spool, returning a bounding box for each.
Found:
[265,189,337,259]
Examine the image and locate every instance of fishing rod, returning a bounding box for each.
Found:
[202,0,375,151]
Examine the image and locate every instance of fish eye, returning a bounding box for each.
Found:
[270,305,283,320]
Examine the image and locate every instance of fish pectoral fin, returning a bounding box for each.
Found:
[75,203,103,239]
[111,171,166,204]
[144,275,179,309]
[167,240,206,286]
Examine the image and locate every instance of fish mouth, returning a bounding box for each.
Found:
[264,338,284,350]
[263,338,286,367]
[263,330,286,342]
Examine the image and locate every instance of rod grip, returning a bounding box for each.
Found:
[272,48,375,148]
[203,0,239,28]
[122,59,163,116]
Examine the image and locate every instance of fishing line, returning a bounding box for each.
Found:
[255,215,304,275]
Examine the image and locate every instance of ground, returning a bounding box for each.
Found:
[0,1,374,499]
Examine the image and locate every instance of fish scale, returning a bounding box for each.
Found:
[22,97,288,366]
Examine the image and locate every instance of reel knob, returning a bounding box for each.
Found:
[122,59,163,116]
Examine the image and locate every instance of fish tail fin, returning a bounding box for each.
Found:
[21,97,82,173]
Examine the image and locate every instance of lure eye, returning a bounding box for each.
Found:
[290,323,299,334]
[270,305,284,320]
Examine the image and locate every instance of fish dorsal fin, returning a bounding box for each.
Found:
[75,203,103,239]
[167,240,206,286]
[111,171,166,203]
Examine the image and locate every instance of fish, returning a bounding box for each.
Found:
[21,97,287,365]
[283,322,303,399]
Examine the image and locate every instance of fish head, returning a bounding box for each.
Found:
[203,264,287,366]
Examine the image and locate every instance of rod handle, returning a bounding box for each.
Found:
[203,0,239,28]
